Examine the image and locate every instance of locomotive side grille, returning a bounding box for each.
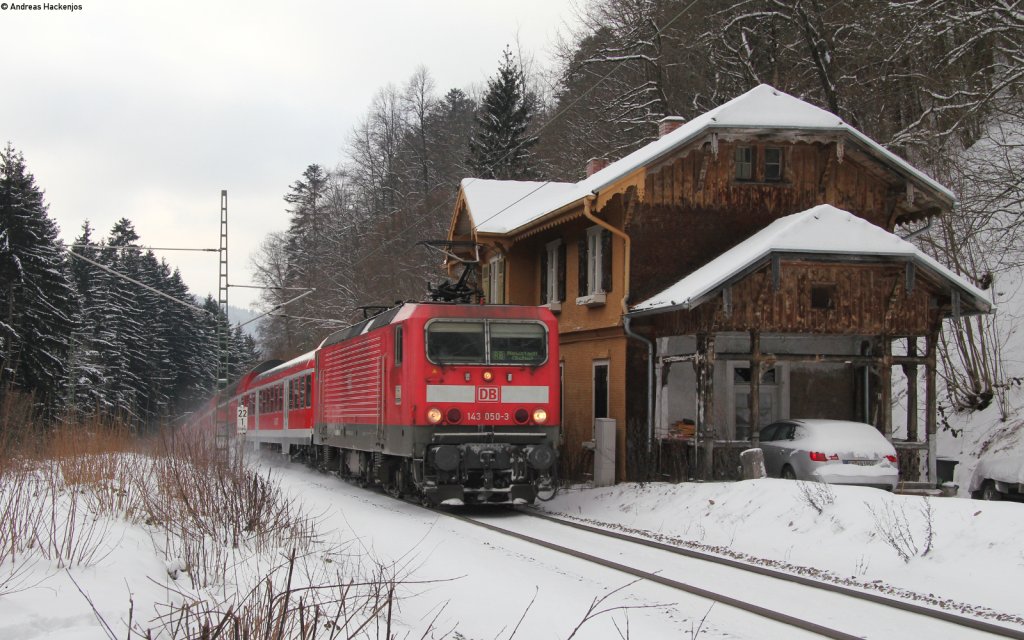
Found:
[321,335,384,422]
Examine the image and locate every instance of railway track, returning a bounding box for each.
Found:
[437,505,1024,640]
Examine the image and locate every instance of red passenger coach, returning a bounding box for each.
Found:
[234,352,316,451]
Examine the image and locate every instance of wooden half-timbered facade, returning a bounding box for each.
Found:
[446,84,992,484]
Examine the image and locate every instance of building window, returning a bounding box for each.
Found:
[811,284,837,310]
[540,239,566,307]
[481,255,505,304]
[577,227,612,304]
[735,146,754,181]
[764,147,783,181]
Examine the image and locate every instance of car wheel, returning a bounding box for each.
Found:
[979,480,1003,501]
[781,465,797,480]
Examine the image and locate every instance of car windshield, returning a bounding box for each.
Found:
[426,320,547,365]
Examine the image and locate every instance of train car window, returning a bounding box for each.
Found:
[426,321,486,364]
[305,375,312,408]
[489,322,546,365]
[394,325,403,366]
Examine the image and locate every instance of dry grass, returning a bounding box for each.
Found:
[0,391,410,638]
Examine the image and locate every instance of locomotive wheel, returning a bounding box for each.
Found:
[388,464,406,499]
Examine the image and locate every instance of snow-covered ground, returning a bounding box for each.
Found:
[4,455,1024,639]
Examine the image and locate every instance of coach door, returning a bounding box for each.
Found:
[282,380,290,430]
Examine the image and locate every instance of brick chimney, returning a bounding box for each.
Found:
[658,116,686,138]
[586,157,610,177]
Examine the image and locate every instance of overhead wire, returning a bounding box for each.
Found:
[67,248,216,317]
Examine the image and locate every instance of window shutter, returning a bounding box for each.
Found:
[601,229,612,293]
[496,258,505,304]
[578,237,588,296]
[481,262,490,302]
[540,250,549,304]
[557,242,567,302]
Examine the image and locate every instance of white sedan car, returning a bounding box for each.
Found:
[759,419,899,490]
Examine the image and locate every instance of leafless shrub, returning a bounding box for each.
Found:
[564,578,672,640]
[143,546,427,640]
[868,497,936,563]
[796,480,835,515]
[688,603,714,639]
[140,429,320,558]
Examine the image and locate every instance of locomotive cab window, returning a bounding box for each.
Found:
[490,322,546,365]
[426,321,486,364]
[394,325,403,366]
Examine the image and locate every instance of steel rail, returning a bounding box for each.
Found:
[443,509,863,640]
[515,508,1024,639]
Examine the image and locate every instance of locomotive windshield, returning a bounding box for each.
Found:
[426,321,486,363]
[426,320,547,365]
[489,322,546,365]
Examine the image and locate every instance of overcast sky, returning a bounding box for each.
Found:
[1,0,578,308]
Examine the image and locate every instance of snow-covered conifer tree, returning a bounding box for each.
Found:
[468,47,541,180]
[0,144,75,416]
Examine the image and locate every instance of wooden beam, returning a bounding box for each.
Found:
[714,352,929,366]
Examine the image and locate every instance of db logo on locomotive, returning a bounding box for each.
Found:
[477,386,499,402]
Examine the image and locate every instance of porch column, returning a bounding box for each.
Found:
[925,329,938,484]
[750,331,761,448]
[905,338,919,442]
[696,332,716,480]
[904,337,920,481]
[880,337,893,439]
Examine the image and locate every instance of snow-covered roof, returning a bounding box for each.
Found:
[465,85,953,236]
[630,205,992,316]
[461,179,576,235]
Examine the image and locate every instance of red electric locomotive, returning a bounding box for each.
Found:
[220,302,560,506]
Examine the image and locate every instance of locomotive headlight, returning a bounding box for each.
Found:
[426,407,443,424]
[532,408,548,424]
[482,370,494,382]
